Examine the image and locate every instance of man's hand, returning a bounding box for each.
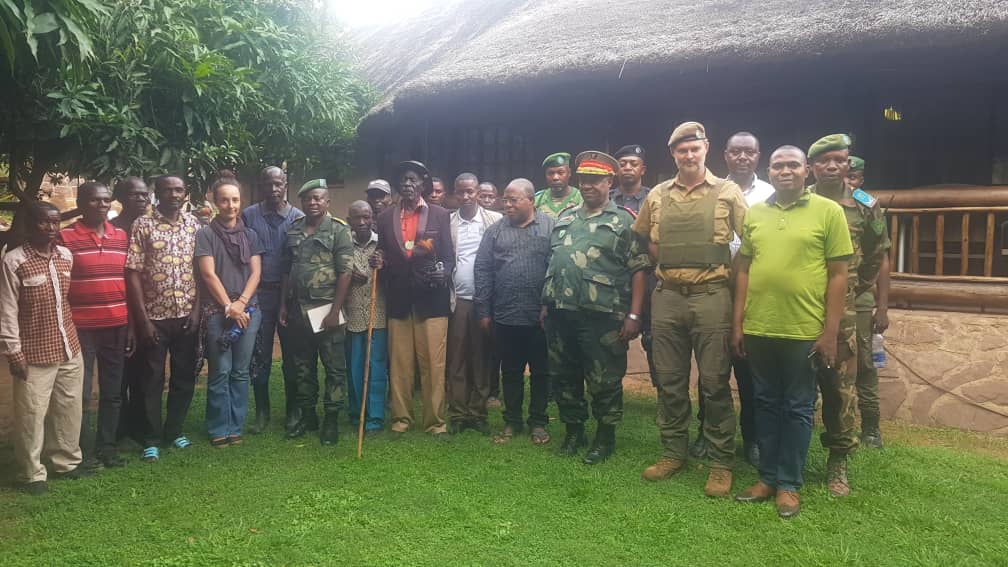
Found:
[278,305,288,328]
[8,358,27,381]
[182,310,200,334]
[368,250,384,270]
[811,332,838,369]
[479,317,493,334]
[351,270,368,285]
[138,319,159,348]
[618,317,642,342]
[125,326,136,357]
[873,309,890,334]
[539,305,548,329]
[321,309,344,331]
[730,326,746,359]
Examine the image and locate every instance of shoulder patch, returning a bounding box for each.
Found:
[852,188,877,208]
[617,205,637,219]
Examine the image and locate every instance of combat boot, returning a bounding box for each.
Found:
[735,481,776,503]
[284,406,302,436]
[704,468,733,498]
[583,424,615,465]
[642,457,684,481]
[320,414,339,446]
[689,434,709,459]
[286,409,318,439]
[826,451,851,497]
[557,424,587,457]
[776,490,801,519]
[860,413,884,449]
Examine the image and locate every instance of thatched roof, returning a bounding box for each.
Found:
[351,0,1008,123]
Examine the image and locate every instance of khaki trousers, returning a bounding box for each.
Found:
[446,299,493,424]
[388,313,448,434]
[13,353,85,483]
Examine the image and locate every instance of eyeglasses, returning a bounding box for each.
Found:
[500,197,528,205]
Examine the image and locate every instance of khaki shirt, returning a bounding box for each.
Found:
[633,169,748,285]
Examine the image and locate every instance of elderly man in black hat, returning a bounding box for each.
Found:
[371,161,455,437]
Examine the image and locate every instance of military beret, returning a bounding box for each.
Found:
[298,178,327,197]
[392,160,432,192]
[667,121,707,148]
[614,144,646,162]
[808,134,851,161]
[366,179,392,195]
[575,150,617,176]
[849,156,865,172]
[542,152,571,169]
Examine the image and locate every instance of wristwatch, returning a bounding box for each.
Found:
[626,313,641,322]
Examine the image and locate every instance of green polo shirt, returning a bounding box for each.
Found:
[740,190,853,340]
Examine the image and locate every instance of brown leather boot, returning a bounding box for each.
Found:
[641,457,684,481]
[704,468,733,498]
[826,452,850,497]
[776,490,801,519]
[735,481,776,503]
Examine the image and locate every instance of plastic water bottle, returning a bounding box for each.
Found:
[218,306,257,350]
[871,333,886,369]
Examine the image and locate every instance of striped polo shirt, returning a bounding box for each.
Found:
[59,220,130,329]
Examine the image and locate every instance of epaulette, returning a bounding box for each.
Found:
[331,216,347,226]
[617,205,637,219]
[852,188,877,208]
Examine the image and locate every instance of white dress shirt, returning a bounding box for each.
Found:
[730,174,776,257]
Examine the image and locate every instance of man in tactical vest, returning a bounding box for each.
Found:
[633,122,748,497]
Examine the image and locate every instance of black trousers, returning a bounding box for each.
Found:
[133,317,199,446]
[496,323,550,429]
[78,326,128,456]
[696,356,757,445]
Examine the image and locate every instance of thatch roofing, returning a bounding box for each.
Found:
[351,0,1008,123]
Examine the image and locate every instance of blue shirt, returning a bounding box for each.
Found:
[241,202,304,283]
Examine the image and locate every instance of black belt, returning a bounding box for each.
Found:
[657,280,728,296]
[259,281,282,290]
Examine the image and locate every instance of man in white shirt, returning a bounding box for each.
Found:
[447,173,502,435]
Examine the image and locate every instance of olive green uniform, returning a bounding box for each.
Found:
[855,290,881,431]
[283,215,354,416]
[534,187,582,219]
[542,201,650,427]
[809,183,889,454]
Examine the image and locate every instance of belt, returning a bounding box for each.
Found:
[259,281,282,290]
[657,280,728,296]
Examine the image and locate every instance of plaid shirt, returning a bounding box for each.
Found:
[126,209,200,320]
[0,244,81,366]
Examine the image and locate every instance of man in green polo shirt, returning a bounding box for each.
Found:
[731,145,853,519]
[534,152,582,218]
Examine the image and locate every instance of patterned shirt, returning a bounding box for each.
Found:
[347,232,386,332]
[59,220,130,329]
[125,209,200,320]
[241,202,304,284]
[474,212,555,326]
[0,244,81,365]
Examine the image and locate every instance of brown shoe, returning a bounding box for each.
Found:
[735,481,776,503]
[776,490,801,519]
[704,468,733,498]
[642,457,684,482]
[826,453,851,497]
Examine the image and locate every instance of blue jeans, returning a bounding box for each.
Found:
[744,335,817,492]
[346,329,388,431]
[206,310,262,438]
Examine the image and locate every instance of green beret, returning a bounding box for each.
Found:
[298,178,327,197]
[849,156,865,172]
[808,134,851,161]
[542,152,571,169]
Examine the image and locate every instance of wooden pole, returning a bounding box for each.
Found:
[935,214,945,276]
[357,268,380,459]
[985,212,996,277]
[961,214,971,276]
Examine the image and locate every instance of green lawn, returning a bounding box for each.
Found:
[2,370,1007,566]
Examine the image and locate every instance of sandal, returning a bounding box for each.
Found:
[142,446,159,462]
[172,436,192,449]
[493,425,516,444]
[210,437,229,448]
[530,427,551,445]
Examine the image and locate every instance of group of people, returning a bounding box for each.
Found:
[1,120,890,520]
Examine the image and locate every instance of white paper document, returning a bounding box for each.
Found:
[306,304,346,333]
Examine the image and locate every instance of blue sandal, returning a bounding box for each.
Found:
[142,446,159,462]
[172,436,192,449]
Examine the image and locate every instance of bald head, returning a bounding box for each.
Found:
[258,166,287,206]
[502,178,536,224]
[348,199,371,216]
[506,178,535,200]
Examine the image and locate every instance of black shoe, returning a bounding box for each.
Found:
[320,415,339,446]
[286,410,318,439]
[557,428,588,457]
[81,456,105,472]
[99,450,128,468]
[860,430,884,449]
[471,421,491,436]
[251,409,270,435]
[744,441,760,468]
[447,421,465,435]
[284,406,302,434]
[53,465,95,480]
[24,481,47,495]
[583,425,616,465]
[689,434,709,459]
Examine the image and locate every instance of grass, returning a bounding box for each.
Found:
[1,368,1007,566]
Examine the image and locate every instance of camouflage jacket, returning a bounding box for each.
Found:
[809,183,890,308]
[542,200,651,318]
[284,215,353,309]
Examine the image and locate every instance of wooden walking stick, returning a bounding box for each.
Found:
[357,267,380,459]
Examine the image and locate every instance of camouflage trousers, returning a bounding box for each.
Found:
[545,309,626,427]
[855,310,880,427]
[283,303,347,415]
[816,313,859,454]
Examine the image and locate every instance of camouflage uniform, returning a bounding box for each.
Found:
[809,183,889,454]
[283,215,354,417]
[855,290,881,432]
[542,201,651,428]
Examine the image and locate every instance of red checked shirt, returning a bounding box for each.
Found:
[0,244,81,366]
[59,220,130,329]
